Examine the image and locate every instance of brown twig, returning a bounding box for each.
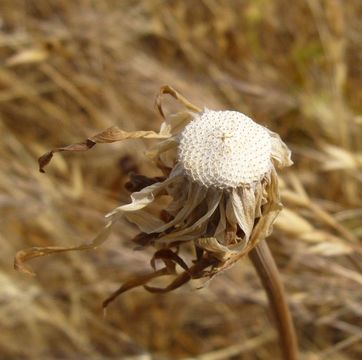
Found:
[249,239,298,360]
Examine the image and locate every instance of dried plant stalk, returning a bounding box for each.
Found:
[249,239,298,360]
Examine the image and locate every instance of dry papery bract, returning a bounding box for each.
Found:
[15,86,292,308]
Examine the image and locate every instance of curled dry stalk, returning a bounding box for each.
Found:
[249,239,298,360]
[15,85,298,359]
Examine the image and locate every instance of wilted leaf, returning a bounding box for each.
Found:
[14,221,114,276]
[38,126,170,172]
[102,268,171,309]
[156,85,201,119]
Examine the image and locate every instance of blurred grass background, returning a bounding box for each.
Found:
[1,0,361,359]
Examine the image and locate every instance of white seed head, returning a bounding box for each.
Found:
[178,109,272,189]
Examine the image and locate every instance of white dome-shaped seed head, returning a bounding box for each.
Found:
[178,109,272,189]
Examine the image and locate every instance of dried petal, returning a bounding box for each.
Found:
[268,130,293,169]
[159,189,222,243]
[195,237,238,260]
[106,165,183,219]
[229,187,256,241]
[125,211,165,233]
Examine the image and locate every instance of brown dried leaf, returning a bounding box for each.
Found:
[14,221,114,276]
[150,248,189,272]
[102,268,170,309]
[144,257,215,294]
[38,126,170,172]
[156,85,201,119]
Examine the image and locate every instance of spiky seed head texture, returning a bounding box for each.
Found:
[178,109,272,189]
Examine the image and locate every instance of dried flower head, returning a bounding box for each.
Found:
[15,86,292,308]
[179,109,272,188]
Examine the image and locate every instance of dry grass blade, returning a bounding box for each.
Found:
[183,331,276,360]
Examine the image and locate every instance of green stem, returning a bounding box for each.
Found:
[249,239,298,360]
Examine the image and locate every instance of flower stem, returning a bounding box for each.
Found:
[249,239,298,360]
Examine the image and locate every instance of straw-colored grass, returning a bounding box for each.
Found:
[1,1,361,359]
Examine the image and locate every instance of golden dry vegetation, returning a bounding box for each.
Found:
[1,0,361,359]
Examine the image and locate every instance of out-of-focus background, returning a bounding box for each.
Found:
[1,1,361,359]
